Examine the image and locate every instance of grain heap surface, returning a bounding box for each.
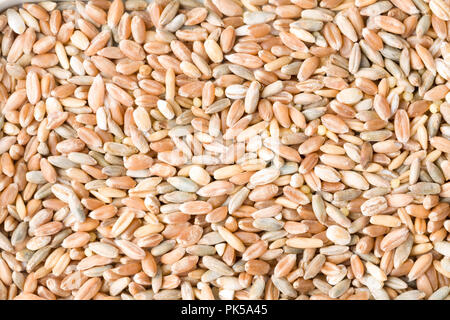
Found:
[0,0,449,300]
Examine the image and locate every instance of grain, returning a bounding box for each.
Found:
[0,0,447,301]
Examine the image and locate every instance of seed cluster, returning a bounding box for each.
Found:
[0,0,449,300]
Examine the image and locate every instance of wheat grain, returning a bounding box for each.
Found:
[0,0,448,301]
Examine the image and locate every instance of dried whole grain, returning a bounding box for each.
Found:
[0,0,448,301]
